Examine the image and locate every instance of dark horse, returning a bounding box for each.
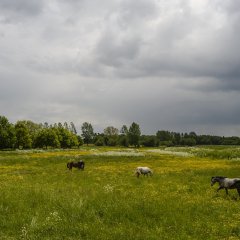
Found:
[211,176,240,196]
[67,160,85,171]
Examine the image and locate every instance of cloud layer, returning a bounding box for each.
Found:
[0,0,240,135]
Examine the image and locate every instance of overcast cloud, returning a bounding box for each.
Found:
[0,0,240,136]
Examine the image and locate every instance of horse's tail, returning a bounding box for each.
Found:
[234,180,240,188]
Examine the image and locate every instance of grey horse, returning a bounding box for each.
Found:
[135,167,153,178]
[211,176,240,196]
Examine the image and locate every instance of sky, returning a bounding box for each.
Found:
[0,0,240,136]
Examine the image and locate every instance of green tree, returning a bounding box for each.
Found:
[68,132,79,148]
[54,124,78,148]
[120,125,128,135]
[156,130,172,141]
[35,129,47,148]
[70,122,77,135]
[15,121,32,149]
[181,137,196,146]
[94,135,105,146]
[81,122,94,145]
[172,132,181,145]
[104,126,119,146]
[118,135,129,147]
[18,120,42,148]
[77,135,84,147]
[128,122,141,147]
[0,116,16,149]
[35,128,60,149]
[64,122,69,130]
[119,125,129,147]
[141,135,157,147]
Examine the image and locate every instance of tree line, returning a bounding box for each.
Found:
[0,115,240,149]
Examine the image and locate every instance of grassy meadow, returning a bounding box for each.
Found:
[1,146,240,239]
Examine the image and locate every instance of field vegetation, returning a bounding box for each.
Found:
[1,146,240,239]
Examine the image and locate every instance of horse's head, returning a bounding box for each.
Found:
[78,160,85,169]
[211,176,227,186]
[211,177,218,186]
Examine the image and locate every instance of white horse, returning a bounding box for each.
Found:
[135,167,153,178]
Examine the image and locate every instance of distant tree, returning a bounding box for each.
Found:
[18,120,42,147]
[15,121,32,149]
[118,125,129,147]
[172,132,181,145]
[120,125,128,135]
[69,132,79,148]
[128,122,141,147]
[210,136,223,145]
[197,135,212,145]
[58,122,63,129]
[189,131,197,138]
[59,128,71,148]
[34,130,46,148]
[70,122,77,135]
[81,122,94,145]
[118,135,129,147]
[141,135,157,147]
[64,122,69,130]
[104,126,119,136]
[104,126,119,146]
[222,136,240,145]
[54,126,78,148]
[77,135,84,147]
[0,116,16,149]
[156,130,172,142]
[181,137,196,146]
[94,135,105,146]
[35,128,60,149]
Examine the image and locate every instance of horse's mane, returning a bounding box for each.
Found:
[212,176,227,180]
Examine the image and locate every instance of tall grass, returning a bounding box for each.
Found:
[0,147,240,239]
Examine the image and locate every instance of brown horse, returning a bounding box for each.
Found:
[67,160,85,171]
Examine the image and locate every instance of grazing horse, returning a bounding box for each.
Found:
[135,167,153,178]
[67,160,85,171]
[211,176,240,196]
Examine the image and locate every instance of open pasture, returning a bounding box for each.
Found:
[1,146,240,239]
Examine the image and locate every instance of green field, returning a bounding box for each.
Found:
[1,146,240,240]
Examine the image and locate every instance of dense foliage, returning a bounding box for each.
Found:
[1,115,240,149]
[0,116,81,149]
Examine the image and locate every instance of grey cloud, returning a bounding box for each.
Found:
[96,33,141,67]
[1,0,240,136]
[77,0,240,91]
[0,0,44,22]
[117,0,158,26]
[213,0,240,15]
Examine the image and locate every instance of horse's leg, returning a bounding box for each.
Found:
[217,186,224,192]
[237,188,240,196]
